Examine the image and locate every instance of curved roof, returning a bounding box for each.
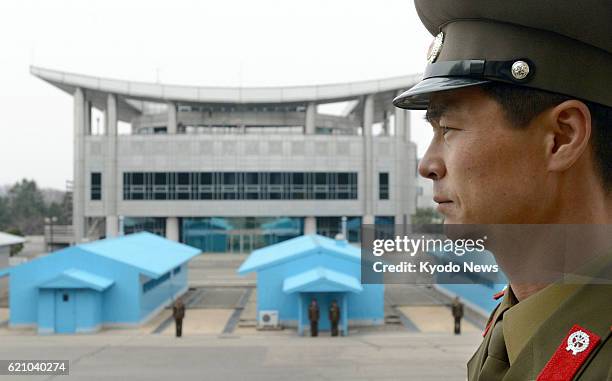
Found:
[31,65,421,104]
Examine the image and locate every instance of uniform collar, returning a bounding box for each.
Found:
[503,283,581,365]
[501,250,612,365]
[501,250,612,375]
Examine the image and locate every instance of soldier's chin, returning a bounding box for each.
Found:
[442,214,460,225]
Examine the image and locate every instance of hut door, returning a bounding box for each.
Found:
[55,290,76,333]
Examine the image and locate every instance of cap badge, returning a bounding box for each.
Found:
[427,32,444,63]
[511,60,530,80]
[565,330,590,356]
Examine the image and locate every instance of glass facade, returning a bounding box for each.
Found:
[316,216,362,243]
[91,172,102,200]
[123,172,358,201]
[123,217,166,237]
[181,217,304,253]
[379,172,389,200]
[118,215,395,253]
[374,216,395,240]
[374,216,395,225]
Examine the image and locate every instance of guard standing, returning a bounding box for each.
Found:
[308,298,320,337]
[172,298,185,338]
[393,1,612,379]
[451,297,464,335]
[329,300,341,337]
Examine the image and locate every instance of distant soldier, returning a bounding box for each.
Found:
[451,297,464,335]
[172,298,186,338]
[329,300,340,337]
[308,298,319,337]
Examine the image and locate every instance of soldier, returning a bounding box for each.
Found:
[451,296,464,335]
[393,1,612,379]
[308,298,319,337]
[329,299,340,337]
[172,298,185,338]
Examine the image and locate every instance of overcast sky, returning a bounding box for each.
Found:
[0,0,433,189]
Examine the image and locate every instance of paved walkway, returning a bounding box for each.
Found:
[0,331,482,381]
[0,252,490,379]
[398,306,479,333]
[188,254,255,287]
[159,309,234,336]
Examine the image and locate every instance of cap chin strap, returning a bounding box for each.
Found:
[424,59,535,84]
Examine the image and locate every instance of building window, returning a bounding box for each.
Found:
[123,172,358,201]
[181,216,304,253]
[91,172,102,200]
[123,217,166,237]
[374,216,395,239]
[379,172,389,200]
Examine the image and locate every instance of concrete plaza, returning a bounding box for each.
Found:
[0,330,481,381]
[0,249,488,380]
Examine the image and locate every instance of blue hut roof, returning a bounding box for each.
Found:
[79,232,201,278]
[282,266,363,293]
[38,268,114,292]
[237,234,360,275]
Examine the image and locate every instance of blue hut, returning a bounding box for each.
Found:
[0,232,200,334]
[237,234,384,336]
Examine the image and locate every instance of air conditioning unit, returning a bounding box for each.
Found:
[258,310,279,328]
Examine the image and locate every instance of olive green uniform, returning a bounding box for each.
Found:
[391,1,612,379]
[452,299,464,335]
[468,279,612,380]
[329,303,340,337]
[308,302,320,337]
[172,301,185,338]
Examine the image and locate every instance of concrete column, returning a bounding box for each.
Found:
[84,101,92,135]
[304,216,316,235]
[105,216,118,238]
[382,110,389,136]
[73,87,86,244]
[362,94,375,225]
[167,101,177,134]
[362,215,375,225]
[105,93,119,238]
[166,217,179,241]
[404,109,411,143]
[305,102,316,134]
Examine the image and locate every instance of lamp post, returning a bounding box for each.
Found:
[44,216,58,252]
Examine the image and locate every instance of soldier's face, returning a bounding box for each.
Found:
[419,87,550,224]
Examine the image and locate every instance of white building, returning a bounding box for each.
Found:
[416,176,435,209]
[0,231,26,268]
[31,66,420,253]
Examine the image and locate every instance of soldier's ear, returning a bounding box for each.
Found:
[545,100,592,173]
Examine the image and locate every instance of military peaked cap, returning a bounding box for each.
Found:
[393,0,612,110]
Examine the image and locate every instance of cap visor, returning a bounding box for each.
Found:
[393,77,490,110]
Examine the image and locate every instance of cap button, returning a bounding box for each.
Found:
[511,60,530,80]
